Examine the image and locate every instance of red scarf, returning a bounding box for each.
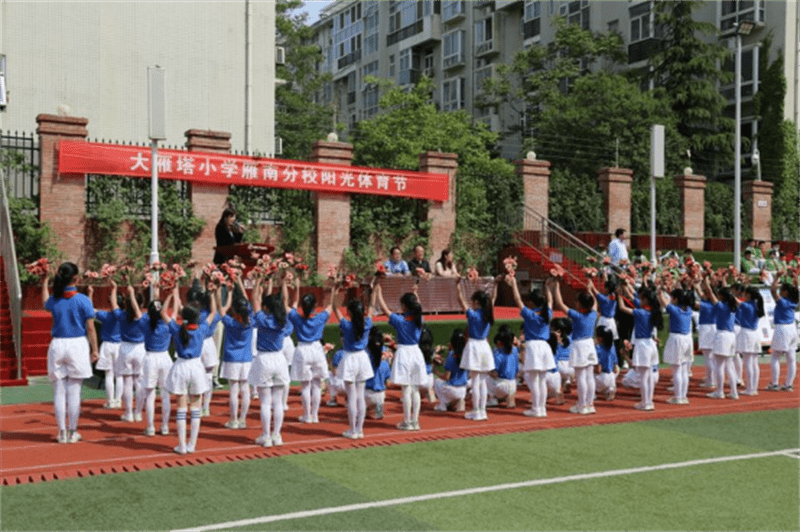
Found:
[62,287,78,299]
[186,324,199,331]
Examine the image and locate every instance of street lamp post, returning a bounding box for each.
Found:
[734,20,754,273]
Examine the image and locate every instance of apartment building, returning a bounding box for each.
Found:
[311,0,799,162]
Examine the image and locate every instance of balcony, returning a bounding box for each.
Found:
[337,48,362,70]
[442,0,466,23]
[523,18,540,40]
[443,52,465,70]
[475,38,498,57]
[628,38,660,64]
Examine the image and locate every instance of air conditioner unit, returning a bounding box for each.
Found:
[275,136,283,156]
[275,46,286,65]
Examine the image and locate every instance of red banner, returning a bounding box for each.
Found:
[57,140,450,202]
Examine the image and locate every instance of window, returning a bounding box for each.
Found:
[475,17,493,45]
[389,54,395,77]
[361,60,379,89]
[524,0,541,39]
[721,0,765,32]
[442,77,465,111]
[363,85,379,118]
[629,2,652,43]
[524,0,540,20]
[442,30,465,69]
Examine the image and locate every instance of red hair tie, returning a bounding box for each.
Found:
[186,324,199,330]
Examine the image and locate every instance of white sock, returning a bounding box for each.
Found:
[160,388,171,429]
[345,381,357,432]
[123,375,134,416]
[300,381,311,419]
[310,378,321,420]
[189,408,201,448]
[272,386,285,437]
[259,386,272,437]
[786,351,797,387]
[176,408,187,449]
[355,381,366,432]
[104,371,115,403]
[240,382,250,423]
[402,385,412,422]
[145,388,156,426]
[770,353,782,386]
[229,381,240,422]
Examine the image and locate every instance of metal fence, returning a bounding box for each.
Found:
[0,130,39,201]
[0,169,23,380]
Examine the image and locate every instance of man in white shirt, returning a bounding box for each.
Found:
[608,228,629,266]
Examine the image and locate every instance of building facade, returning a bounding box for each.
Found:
[312,0,799,164]
[0,1,278,155]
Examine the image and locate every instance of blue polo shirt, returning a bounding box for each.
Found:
[95,309,121,343]
[493,347,519,380]
[340,317,372,351]
[222,313,255,363]
[45,290,95,338]
[466,308,490,340]
[254,312,286,352]
[521,306,550,341]
[389,312,422,345]
[288,309,330,342]
[139,313,171,352]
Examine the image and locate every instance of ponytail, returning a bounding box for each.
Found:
[472,290,494,326]
[529,289,550,324]
[367,327,384,369]
[263,293,286,327]
[400,292,422,329]
[147,300,162,332]
[52,262,79,299]
[418,325,434,365]
[493,324,514,354]
[300,293,316,319]
[232,297,251,326]
[179,305,200,348]
[347,299,366,339]
[450,328,467,365]
[746,286,765,318]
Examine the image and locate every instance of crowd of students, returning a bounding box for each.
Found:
[38,247,799,454]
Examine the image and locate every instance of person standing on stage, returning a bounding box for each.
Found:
[213,207,243,265]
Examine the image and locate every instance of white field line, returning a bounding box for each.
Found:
[172,448,800,532]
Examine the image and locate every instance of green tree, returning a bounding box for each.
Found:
[649,0,734,178]
[704,181,734,238]
[352,78,518,274]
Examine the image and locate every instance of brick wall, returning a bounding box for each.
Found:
[675,173,707,250]
[743,180,774,242]
[419,151,458,261]
[597,167,634,236]
[310,141,353,272]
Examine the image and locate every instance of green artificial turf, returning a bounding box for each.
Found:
[2,410,797,532]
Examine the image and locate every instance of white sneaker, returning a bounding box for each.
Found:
[298,415,313,423]
[186,444,196,454]
[434,404,448,412]
[272,435,283,446]
[143,426,156,436]
[411,421,421,430]
[537,408,548,417]
[522,409,537,417]
[569,404,581,414]
[224,420,238,429]
[201,409,211,417]
[342,430,359,439]
[55,430,68,443]
[160,426,170,435]
[396,421,414,430]
[326,400,338,407]
[486,398,499,407]
[465,411,480,420]
[68,431,82,443]
[120,413,135,422]
[237,419,248,429]
[133,413,143,422]
[174,445,187,455]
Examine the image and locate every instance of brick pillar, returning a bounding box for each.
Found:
[310,140,354,273]
[597,167,634,236]
[36,114,90,267]
[515,155,551,248]
[185,129,232,266]
[674,173,707,250]
[419,151,458,261]
[743,180,774,242]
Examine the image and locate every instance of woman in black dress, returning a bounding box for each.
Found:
[213,207,243,265]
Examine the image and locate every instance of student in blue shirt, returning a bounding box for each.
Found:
[332,282,377,439]
[588,275,619,341]
[433,329,469,412]
[217,277,255,430]
[617,284,662,411]
[287,276,333,424]
[134,293,175,436]
[374,282,426,430]
[383,246,410,276]
[735,286,765,396]
[326,344,346,407]
[694,278,717,389]
[593,326,618,401]
[364,328,392,420]
[658,287,694,405]
[41,262,98,444]
[249,277,291,448]
[508,275,553,417]
[417,325,437,404]
[553,278,598,415]
[112,283,146,423]
[703,275,740,400]
[456,281,496,421]
[164,285,218,455]
[546,318,572,405]
[767,275,799,391]
[487,324,520,409]
[88,285,123,409]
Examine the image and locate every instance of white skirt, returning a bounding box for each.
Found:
[460,338,495,372]
[523,339,556,371]
[141,350,173,389]
[201,337,219,369]
[697,323,716,351]
[48,336,92,382]
[771,323,799,354]
[116,341,146,376]
[166,357,210,396]
[569,338,598,368]
[365,389,385,407]
[290,342,329,381]
[712,330,736,357]
[632,338,659,367]
[597,316,619,340]
[545,371,562,396]
[95,341,120,371]
[663,333,693,365]
[735,328,761,355]
[417,371,434,390]
[220,361,253,381]
[339,350,375,382]
[391,344,427,385]
[249,351,290,388]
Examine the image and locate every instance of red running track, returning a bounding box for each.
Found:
[1,365,797,486]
